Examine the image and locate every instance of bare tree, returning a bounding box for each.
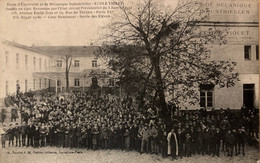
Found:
[65,54,73,92]
[99,0,239,119]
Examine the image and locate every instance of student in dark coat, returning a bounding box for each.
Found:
[176,128,185,158]
[237,127,246,156]
[26,122,35,147]
[7,124,14,146]
[232,129,238,156]
[184,132,192,157]
[86,124,92,149]
[91,124,100,150]
[20,122,27,146]
[14,123,20,147]
[161,130,168,158]
[225,129,235,157]
[214,127,222,157]
[130,123,139,150]
[34,123,41,148]
[39,123,47,147]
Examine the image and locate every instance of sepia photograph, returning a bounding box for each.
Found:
[0,0,259,162]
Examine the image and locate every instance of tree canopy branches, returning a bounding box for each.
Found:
[97,0,239,118]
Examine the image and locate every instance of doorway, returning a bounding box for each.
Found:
[243,84,255,109]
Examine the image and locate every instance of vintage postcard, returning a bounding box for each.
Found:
[0,0,259,162]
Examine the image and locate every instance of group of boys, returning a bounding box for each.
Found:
[1,92,258,160]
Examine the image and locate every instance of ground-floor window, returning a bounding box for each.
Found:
[39,79,42,89]
[45,78,47,88]
[57,80,61,87]
[200,84,214,108]
[74,78,80,87]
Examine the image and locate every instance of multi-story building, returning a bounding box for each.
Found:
[0,0,258,110]
[33,46,119,94]
[0,40,52,101]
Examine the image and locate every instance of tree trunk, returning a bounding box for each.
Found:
[66,70,69,92]
[138,85,147,108]
[151,56,168,120]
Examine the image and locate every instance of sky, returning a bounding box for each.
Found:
[0,0,258,46]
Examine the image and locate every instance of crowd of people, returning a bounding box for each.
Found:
[0,91,259,160]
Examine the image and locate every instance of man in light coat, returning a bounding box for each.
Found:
[167,128,179,160]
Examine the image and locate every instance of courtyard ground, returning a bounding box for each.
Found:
[0,146,259,163]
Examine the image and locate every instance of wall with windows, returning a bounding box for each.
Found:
[49,55,105,73]
[0,41,52,99]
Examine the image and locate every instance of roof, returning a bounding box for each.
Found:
[33,46,100,57]
[2,40,52,57]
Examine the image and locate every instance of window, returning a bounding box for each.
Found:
[49,79,51,88]
[25,55,28,70]
[39,58,42,70]
[92,60,97,67]
[5,81,8,96]
[39,79,42,89]
[25,80,27,92]
[5,51,9,69]
[44,59,47,71]
[44,78,47,88]
[74,60,80,67]
[74,78,80,86]
[256,45,259,60]
[57,80,61,87]
[109,78,115,86]
[244,45,251,60]
[33,79,36,90]
[48,60,50,70]
[200,84,214,108]
[33,57,36,69]
[16,53,19,69]
[57,60,62,67]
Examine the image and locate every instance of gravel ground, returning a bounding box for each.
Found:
[1,146,259,163]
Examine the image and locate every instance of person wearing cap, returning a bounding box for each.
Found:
[7,124,14,146]
[130,123,139,151]
[100,123,108,149]
[123,127,131,151]
[1,124,7,148]
[140,124,150,154]
[14,123,20,147]
[26,121,35,147]
[150,124,158,154]
[86,124,92,149]
[225,128,235,157]
[39,123,47,147]
[20,121,27,146]
[237,127,246,156]
[91,123,100,150]
[214,127,222,157]
[34,123,41,148]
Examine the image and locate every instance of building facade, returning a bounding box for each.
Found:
[0,40,52,100]
[0,0,258,109]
